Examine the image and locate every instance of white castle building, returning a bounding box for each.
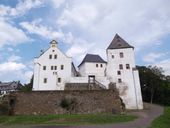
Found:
[33,34,143,109]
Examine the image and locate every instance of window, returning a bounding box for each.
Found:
[120,52,124,58]
[49,54,52,59]
[117,71,121,75]
[44,78,47,83]
[53,72,57,75]
[52,50,55,52]
[126,64,130,69]
[112,55,114,59]
[61,65,64,70]
[118,78,122,83]
[54,66,57,70]
[58,78,61,83]
[51,66,53,70]
[54,54,57,59]
[100,64,103,67]
[96,64,98,67]
[43,66,46,70]
[119,64,123,70]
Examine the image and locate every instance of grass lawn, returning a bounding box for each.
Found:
[0,114,137,125]
[149,107,170,128]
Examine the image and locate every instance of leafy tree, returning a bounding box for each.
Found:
[138,66,170,105]
[20,75,33,92]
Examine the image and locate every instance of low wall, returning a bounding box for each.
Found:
[9,90,122,115]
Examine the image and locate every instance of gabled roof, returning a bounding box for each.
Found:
[78,54,106,67]
[107,34,134,49]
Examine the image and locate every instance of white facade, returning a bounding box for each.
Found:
[33,40,72,90]
[33,34,143,109]
[79,62,106,77]
[106,48,143,109]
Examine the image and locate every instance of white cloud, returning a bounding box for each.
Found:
[0,61,33,83]
[56,0,170,49]
[50,0,65,8]
[156,59,170,75]
[20,20,64,40]
[143,52,167,63]
[0,19,29,47]
[7,55,21,62]
[0,0,44,17]
[66,38,95,62]
[0,62,25,72]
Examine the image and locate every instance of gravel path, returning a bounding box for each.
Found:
[0,103,163,128]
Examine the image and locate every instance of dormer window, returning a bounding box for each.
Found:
[120,52,124,58]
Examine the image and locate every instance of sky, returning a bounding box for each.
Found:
[0,0,170,84]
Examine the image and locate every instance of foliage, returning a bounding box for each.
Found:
[60,98,77,113]
[20,75,33,92]
[137,66,170,105]
[0,114,137,125]
[149,107,170,128]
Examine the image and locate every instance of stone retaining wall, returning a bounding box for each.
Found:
[9,90,122,115]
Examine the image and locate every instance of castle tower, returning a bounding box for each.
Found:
[106,34,143,109]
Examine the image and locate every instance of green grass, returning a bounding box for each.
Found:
[0,114,137,125]
[149,107,170,128]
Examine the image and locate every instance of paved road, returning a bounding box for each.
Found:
[0,103,163,128]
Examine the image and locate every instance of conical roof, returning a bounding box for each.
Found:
[107,34,134,49]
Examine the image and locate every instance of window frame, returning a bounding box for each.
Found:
[120,52,124,58]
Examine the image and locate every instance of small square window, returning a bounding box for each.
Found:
[58,78,61,83]
[96,64,98,67]
[119,64,123,70]
[120,52,124,58]
[100,64,103,67]
[55,66,57,70]
[61,65,64,70]
[54,54,57,59]
[43,66,46,70]
[126,64,130,69]
[51,66,53,70]
[118,78,122,83]
[49,54,52,59]
[44,78,47,83]
[117,71,121,75]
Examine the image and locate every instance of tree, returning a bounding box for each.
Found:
[138,66,164,104]
[20,75,33,92]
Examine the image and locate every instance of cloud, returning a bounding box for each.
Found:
[56,0,170,49]
[0,61,33,83]
[66,38,95,62]
[143,52,167,63]
[0,0,44,17]
[20,20,64,40]
[156,59,170,76]
[50,0,65,8]
[7,55,21,62]
[0,62,25,72]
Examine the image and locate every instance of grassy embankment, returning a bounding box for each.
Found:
[0,114,137,125]
[149,107,170,128]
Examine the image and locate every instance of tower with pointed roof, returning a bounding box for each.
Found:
[106,34,143,109]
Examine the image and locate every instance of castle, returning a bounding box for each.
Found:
[33,34,143,109]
